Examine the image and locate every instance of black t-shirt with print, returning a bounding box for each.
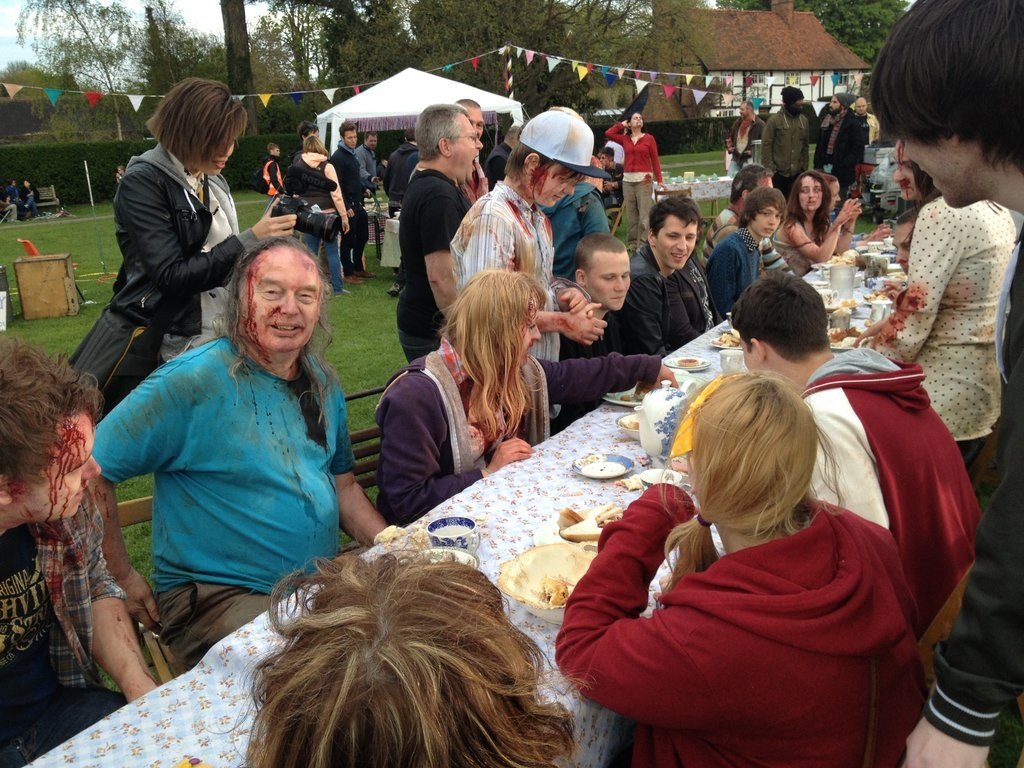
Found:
[0,525,58,741]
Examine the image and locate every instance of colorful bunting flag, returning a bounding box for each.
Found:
[471,57,480,71]
[616,68,624,78]
[693,89,707,105]
[853,73,864,87]
[831,73,841,87]
[127,94,145,112]
[812,100,828,115]
[44,88,61,106]
[723,93,735,105]
[548,57,560,72]
[576,64,588,81]
[648,70,657,82]
[684,74,693,86]
[3,83,22,98]
[810,74,820,87]
[725,75,734,88]
[354,85,361,94]
[605,72,617,86]
[84,91,103,108]
[663,84,677,99]
[290,92,303,105]
[525,50,535,65]
[635,79,648,95]
[750,96,763,110]
[322,87,337,102]
[744,75,754,87]
[765,76,775,89]
[258,93,272,107]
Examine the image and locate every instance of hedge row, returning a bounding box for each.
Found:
[0,117,735,206]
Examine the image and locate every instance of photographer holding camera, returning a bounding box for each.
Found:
[287,135,351,296]
[71,78,296,413]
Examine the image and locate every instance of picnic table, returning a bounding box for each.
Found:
[32,274,883,768]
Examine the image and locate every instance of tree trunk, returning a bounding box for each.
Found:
[220,0,258,134]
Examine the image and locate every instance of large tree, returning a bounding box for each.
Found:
[221,0,259,133]
[138,0,226,92]
[714,0,907,63]
[17,0,139,139]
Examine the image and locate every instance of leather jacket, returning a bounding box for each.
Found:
[109,145,255,335]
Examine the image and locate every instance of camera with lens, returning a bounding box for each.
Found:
[273,165,343,241]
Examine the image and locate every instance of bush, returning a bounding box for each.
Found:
[0,133,294,205]
[0,117,735,206]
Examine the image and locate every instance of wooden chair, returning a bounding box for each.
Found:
[116,495,181,684]
[968,420,1001,491]
[918,566,1024,726]
[606,206,623,235]
[344,385,385,490]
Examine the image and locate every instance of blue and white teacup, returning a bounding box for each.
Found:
[426,517,480,553]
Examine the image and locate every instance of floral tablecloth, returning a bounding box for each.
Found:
[32,284,884,767]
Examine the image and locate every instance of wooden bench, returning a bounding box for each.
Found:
[345,385,385,489]
[36,185,60,210]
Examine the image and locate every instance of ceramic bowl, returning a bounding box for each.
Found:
[638,468,688,489]
[497,543,596,624]
[616,413,641,440]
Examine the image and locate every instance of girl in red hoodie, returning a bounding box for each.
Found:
[556,373,926,767]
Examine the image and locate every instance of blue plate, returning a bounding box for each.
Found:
[572,453,634,480]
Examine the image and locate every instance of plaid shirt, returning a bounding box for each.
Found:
[29,491,124,689]
[451,181,560,361]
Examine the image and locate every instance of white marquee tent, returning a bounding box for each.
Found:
[316,67,525,147]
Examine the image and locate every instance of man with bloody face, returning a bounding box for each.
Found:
[91,238,386,672]
[0,339,155,764]
[451,108,612,363]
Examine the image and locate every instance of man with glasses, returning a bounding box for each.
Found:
[396,104,481,362]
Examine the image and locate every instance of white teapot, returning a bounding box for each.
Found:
[636,376,702,467]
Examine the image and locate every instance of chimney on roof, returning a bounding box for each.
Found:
[772,0,794,24]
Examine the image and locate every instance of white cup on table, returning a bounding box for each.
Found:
[720,348,744,374]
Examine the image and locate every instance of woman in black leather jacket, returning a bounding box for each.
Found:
[75,77,292,411]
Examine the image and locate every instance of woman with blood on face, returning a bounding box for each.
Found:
[375,270,674,526]
[860,148,1016,457]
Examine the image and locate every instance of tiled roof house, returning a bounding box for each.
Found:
[679,0,870,113]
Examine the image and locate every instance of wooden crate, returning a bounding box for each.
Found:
[13,254,79,320]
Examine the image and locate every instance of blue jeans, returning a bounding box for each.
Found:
[0,686,126,766]
[304,233,344,294]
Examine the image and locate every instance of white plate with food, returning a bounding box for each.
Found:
[603,387,645,407]
[497,543,597,624]
[666,355,711,372]
[709,330,742,349]
[571,453,633,479]
[828,327,863,351]
[824,298,860,313]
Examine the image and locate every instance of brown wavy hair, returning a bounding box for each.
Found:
[0,339,101,485]
[147,78,247,171]
[247,555,575,768]
[665,373,818,588]
[783,170,832,244]
[440,270,547,443]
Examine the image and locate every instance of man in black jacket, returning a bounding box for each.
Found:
[620,196,719,356]
[383,128,418,218]
[330,121,373,281]
[871,1,1024,765]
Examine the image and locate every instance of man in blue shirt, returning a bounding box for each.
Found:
[93,238,386,671]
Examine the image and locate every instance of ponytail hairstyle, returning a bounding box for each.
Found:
[665,373,818,589]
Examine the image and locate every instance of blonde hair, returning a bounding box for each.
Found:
[302,134,328,156]
[665,373,818,588]
[440,270,546,443]
[247,555,575,768]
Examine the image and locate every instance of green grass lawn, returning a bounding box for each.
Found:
[2,161,1021,764]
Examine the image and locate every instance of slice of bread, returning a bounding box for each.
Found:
[557,507,584,529]
[559,503,623,542]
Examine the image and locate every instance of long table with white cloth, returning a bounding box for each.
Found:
[32,277,882,767]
